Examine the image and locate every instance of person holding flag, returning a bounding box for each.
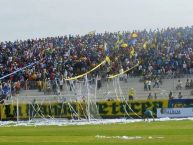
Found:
[129,46,135,58]
[128,32,138,46]
[1,82,11,102]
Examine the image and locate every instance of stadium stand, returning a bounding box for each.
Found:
[1,26,193,103]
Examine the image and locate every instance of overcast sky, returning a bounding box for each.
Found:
[0,0,193,41]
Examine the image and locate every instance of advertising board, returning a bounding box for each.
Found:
[157,108,193,118]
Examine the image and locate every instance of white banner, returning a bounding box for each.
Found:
[157,108,193,118]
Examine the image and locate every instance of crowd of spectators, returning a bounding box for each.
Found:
[1,26,193,99]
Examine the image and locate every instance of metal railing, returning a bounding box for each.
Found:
[1,73,193,104]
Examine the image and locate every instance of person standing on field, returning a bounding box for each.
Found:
[143,109,155,121]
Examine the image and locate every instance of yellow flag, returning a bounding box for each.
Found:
[130,47,135,57]
[105,56,111,65]
[121,43,128,48]
[131,32,138,38]
[88,30,96,35]
[115,38,123,49]
[151,42,156,49]
[143,41,147,49]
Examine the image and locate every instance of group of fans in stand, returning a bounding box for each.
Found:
[1,26,193,101]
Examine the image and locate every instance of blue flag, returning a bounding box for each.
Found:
[128,38,137,46]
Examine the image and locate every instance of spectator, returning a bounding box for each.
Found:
[144,80,148,91]
[147,92,153,100]
[1,82,11,100]
[147,80,151,91]
[168,91,174,99]
[153,77,159,88]
[128,88,135,100]
[178,92,183,99]
[190,79,193,89]
[185,79,190,89]
[176,80,182,90]
[15,81,20,94]
[97,75,102,89]
[154,93,157,99]
[59,76,64,91]
[0,82,2,98]
[37,80,43,92]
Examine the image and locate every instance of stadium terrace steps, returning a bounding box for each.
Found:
[5,77,193,104]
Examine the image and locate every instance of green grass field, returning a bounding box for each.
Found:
[0,120,193,145]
